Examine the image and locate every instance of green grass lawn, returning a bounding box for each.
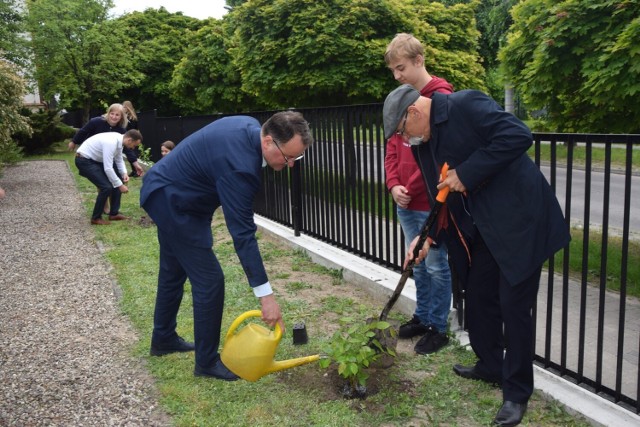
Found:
[35,147,593,427]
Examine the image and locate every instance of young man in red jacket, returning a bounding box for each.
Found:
[383,33,454,354]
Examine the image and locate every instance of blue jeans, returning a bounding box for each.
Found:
[397,207,452,333]
[75,157,122,220]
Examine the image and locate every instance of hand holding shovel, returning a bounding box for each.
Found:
[379,163,450,321]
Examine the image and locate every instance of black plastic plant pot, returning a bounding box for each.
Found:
[292,322,308,345]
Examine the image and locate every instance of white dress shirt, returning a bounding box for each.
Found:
[76,132,127,188]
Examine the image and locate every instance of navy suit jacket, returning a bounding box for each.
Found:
[140,116,268,288]
[415,90,570,286]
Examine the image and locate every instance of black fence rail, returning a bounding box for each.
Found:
[530,133,640,414]
[140,107,640,414]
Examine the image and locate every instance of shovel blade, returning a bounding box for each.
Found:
[367,318,400,369]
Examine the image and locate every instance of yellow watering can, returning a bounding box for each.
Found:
[220,310,320,382]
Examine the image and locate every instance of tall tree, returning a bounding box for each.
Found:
[169,19,255,115]
[411,0,486,91]
[500,0,640,133]
[27,0,142,123]
[475,0,520,103]
[407,0,514,68]
[0,0,29,67]
[229,0,400,108]
[114,8,202,116]
[434,0,521,102]
[0,61,31,167]
[1,0,31,167]
[476,0,519,69]
[220,0,485,109]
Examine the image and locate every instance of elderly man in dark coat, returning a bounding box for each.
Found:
[383,84,570,427]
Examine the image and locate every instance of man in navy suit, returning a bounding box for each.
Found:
[383,85,570,426]
[140,111,313,381]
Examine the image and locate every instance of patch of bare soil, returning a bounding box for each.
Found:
[138,215,155,227]
[279,363,418,412]
[258,232,419,406]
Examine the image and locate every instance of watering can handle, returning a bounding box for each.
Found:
[224,310,283,342]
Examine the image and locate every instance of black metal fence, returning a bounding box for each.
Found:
[140,107,640,414]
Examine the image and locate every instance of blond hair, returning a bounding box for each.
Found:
[102,103,128,129]
[384,33,424,66]
[123,100,138,122]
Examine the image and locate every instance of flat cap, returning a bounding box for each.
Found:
[383,84,420,140]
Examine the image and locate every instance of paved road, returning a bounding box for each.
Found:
[326,142,639,237]
[540,165,640,238]
[536,272,639,402]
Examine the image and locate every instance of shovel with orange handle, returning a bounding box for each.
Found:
[379,162,450,321]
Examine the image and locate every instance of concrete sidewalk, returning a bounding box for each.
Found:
[255,215,640,427]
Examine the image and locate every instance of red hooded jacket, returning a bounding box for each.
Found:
[384,76,454,211]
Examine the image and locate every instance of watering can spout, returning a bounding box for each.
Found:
[268,354,321,375]
[220,310,320,382]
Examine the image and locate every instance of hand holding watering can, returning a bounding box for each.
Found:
[221,310,320,382]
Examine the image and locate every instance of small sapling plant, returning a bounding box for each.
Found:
[319,316,396,398]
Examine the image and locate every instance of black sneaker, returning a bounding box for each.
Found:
[398,315,430,338]
[150,336,195,356]
[414,326,449,355]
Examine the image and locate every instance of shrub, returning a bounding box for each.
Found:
[0,60,30,170]
[0,137,23,172]
[13,109,76,155]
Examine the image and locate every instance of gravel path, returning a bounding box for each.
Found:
[0,160,169,426]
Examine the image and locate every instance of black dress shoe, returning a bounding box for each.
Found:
[194,359,240,381]
[150,336,195,356]
[494,400,527,426]
[453,364,502,386]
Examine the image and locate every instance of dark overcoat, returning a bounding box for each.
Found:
[415,90,570,286]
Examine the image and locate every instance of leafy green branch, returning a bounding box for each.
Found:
[319,316,396,397]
